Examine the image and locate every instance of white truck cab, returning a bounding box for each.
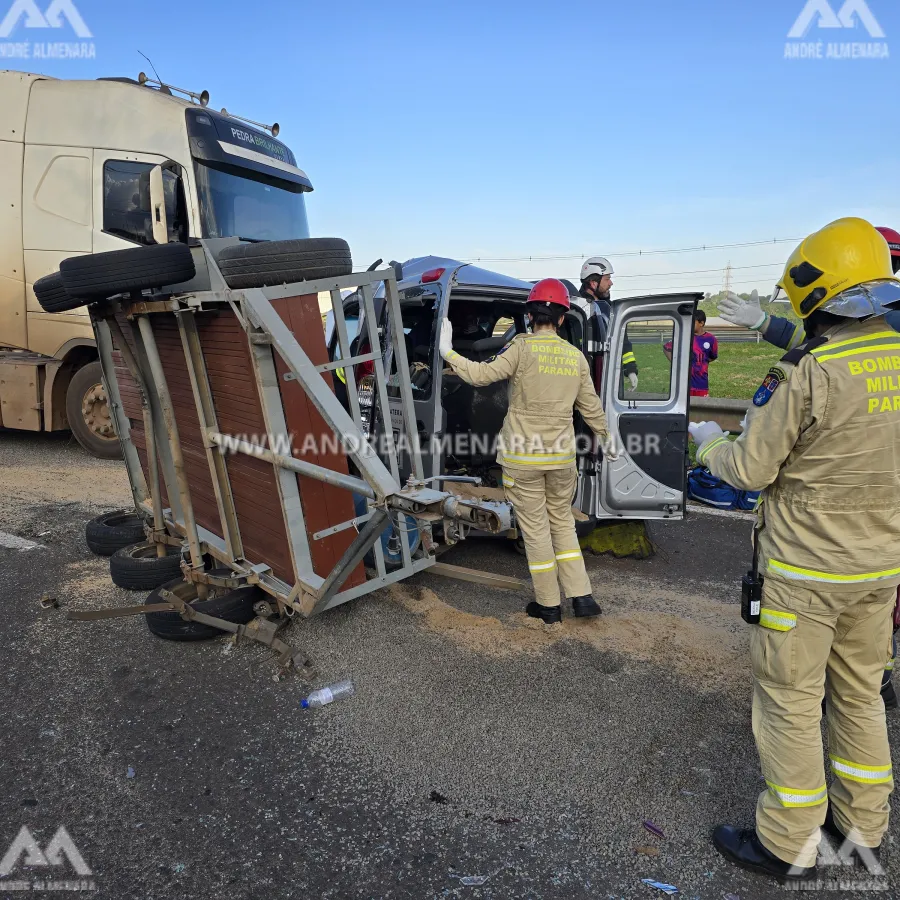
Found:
[0,70,311,455]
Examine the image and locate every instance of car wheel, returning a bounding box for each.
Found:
[59,243,195,300]
[85,509,145,556]
[144,573,261,642]
[32,272,87,313]
[216,238,352,289]
[110,541,183,591]
[66,361,120,458]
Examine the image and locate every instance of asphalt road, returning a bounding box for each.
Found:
[0,431,897,899]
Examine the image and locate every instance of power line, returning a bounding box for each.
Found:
[616,276,777,293]
[462,237,801,264]
[609,262,783,280]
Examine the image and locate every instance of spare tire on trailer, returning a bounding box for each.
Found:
[216,238,352,289]
[110,541,183,591]
[144,572,262,641]
[85,510,145,556]
[32,271,87,313]
[60,242,196,300]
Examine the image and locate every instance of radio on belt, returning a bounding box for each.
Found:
[742,527,763,625]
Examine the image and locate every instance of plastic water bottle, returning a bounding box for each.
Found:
[301,679,354,709]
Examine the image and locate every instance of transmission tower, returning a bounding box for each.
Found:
[722,261,733,300]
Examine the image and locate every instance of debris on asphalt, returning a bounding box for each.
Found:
[429,790,449,804]
[458,875,488,886]
[641,880,679,895]
[126,766,135,779]
[38,593,59,609]
[300,679,355,709]
[643,819,666,839]
[723,894,741,900]
[633,845,660,857]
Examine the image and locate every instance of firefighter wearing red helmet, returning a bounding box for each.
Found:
[439,278,616,622]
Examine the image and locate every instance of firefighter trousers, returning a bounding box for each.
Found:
[502,467,591,607]
[751,577,895,867]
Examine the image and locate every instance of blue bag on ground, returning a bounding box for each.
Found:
[688,465,760,511]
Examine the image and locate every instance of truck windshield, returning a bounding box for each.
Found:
[195,162,310,242]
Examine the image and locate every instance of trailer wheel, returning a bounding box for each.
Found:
[144,574,261,641]
[59,243,195,300]
[66,361,120,458]
[85,509,146,556]
[216,238,352,289]
[32,272,87,313]
[110,541,183,591]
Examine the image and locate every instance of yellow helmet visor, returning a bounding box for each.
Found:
[822,279,900,319]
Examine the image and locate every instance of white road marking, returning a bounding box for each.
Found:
[0,530,45,551]
[686,502,756,522]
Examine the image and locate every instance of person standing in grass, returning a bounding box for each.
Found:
[664,310,718,397]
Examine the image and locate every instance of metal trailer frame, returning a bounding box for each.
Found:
[78,242,519,675]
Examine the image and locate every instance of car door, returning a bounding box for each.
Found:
[595,293,700,519]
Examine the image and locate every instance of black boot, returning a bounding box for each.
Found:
[525,602,561,624]
[713,825,816,884]
[881,677,898,711]
[821,804,883,870]
[571,595,602,618]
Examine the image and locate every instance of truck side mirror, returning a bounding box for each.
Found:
[148,164,169,245]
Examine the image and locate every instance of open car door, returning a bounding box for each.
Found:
[596,293,701,520]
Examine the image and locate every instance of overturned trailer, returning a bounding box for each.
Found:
[56,238,517,675]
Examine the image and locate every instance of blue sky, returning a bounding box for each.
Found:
[3,0,898,296]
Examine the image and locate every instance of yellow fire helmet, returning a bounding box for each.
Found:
[774,217,900,319]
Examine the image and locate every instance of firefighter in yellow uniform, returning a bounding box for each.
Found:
[439,278,616,623]
[690,218,900,884]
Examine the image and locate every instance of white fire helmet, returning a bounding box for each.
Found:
[580,257,614,283]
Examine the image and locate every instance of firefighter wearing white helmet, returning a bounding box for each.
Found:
[691,218,900,884]
[579,257,638,391]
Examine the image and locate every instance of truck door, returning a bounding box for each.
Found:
[596,294,700,520]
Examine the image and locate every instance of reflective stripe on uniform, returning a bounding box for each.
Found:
[529,559,557,573]
[787,327,805,351]
[622,352,637,364]
[445,349,460,360]
[759,607,797,632]
[886,658,895,672]
[830,756,893,785]
[811,331,900,355]
[768,558,900,585]
[335,367,347,384]
[766,781,828,808]
[696,435,729,464]
[555,550,582,563]
[814,342,900,364]
[502,474,515,488]
[502,452,576,466]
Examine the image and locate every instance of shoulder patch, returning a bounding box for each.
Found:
[753,366,787,407]
[780,335,828,365]
[485,341,514,363]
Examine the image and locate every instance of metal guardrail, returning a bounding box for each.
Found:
[688,396,751,433]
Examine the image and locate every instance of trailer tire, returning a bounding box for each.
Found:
[85,510,146,556]
[66,361,121,459]
[217,238,352,289]
[60,243,196,300]
[33,272,87,313]
[144,574,261,641]
[110,542,183,591]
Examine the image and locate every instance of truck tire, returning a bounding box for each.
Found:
[85,510,145,556]
[32,272,86,313]
[66,361,120,458]
[60,243,195,300]
[110,541,183,591]
[216,238,352,289]
[144,573,261,641]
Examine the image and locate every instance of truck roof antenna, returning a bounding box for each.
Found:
[138,71,209,107]
[138,50,162,84]
[219,109,280,138]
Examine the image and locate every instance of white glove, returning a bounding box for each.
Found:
[627,372,638,392]
[688,420,728,447]
[717,290,766,330]
[602,436,621,461]
[438,318,454,360]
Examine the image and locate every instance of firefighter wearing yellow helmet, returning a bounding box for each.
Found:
[690,218,900,884]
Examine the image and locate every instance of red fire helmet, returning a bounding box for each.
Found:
[527,278,571,311]
[876,226,900,258]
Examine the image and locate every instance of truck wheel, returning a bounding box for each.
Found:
[85,510,146,556]
[32,272,87,313]
[60,243,195,300]
[66,361,120,458]
[216,238,352,289]
[110,541,183,591]
[144,573,261,641]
